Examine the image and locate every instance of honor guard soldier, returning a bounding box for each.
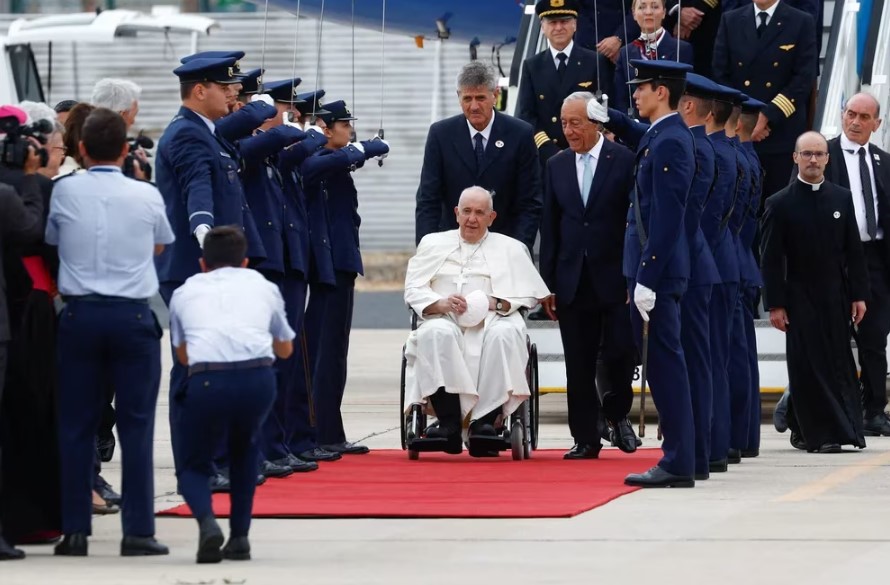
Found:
[155,55,267,481]
[169,226,295,564]
[48,109,174,557]
[516,0,602,167]
[301,101,389,456]
[712,0,817,201]
[617,60,697,488]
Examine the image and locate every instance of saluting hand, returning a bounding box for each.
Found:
[769,308,789,332]
[852,301,867,326]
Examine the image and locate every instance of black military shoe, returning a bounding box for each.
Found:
[222,536,251,561]
[625,466,695,488]
[299,447,342,462]
[727,449,742,464]
[741,449,759,458]
[260,460,294,479]
[863,413,890,437]
[0,536,25,561]
[209,473,231,493]
[196,516,224,564]
[276,454,318,473]
[320,441,371,455]
[95,475,121,506]
[709,459,728,472]
[121,536,169,556]
[54,533,88,556]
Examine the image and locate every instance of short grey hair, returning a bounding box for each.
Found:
[456,61,498,92]
[563,91,596,106]
[17,100,57,126]
[458,185,494,211]
[91,78,141,112]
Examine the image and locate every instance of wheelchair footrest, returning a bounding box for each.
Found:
[467,434,510,452]
[407,437,453,452]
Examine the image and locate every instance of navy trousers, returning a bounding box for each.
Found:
[160,282,187,473]
[743,286,761,451]
[628,280,694,477]
[728,291,752,450]
[680,284,713,476]
[260,270,308,461]
[709,282,737,462]
[286,329,318,455]
[177,367,275,536]
[305,271,356,446]
[57,299,161,536]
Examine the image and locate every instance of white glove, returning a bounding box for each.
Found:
[281,111,302,129]
[587,94,610,124]
[250,93,274,107]
[633,282,656,322]
[351,140,365,154]
[306,124,326,137]
[194,224,211,250]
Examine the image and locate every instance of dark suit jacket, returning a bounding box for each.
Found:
[576,0,640,49]
[712,2,817,154]
[415,112,542,250]
[540,138,635,306]
[516,44,602,161]
[0,175,45,341]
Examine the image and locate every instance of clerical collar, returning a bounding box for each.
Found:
[639,28,665,44]
[797,175,825,191]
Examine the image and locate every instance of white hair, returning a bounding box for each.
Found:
[458,186,494,211]
[563,91,596,106]
[90,78,141,112]
[17,100,57,126]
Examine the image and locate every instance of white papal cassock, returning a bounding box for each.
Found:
[403,229,551,421]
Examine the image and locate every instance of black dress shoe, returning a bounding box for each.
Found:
[625,466,695,488]
[320,441,371,455]
[727,449,742,464]
[196,516,224,564]
[563,443,602,460]
[95,475,122,506]
[97,435,116,463]
[54,533,88,556]
[425,422,463,455]
[468,422,498,437]
[299,447,342,462]
[0,536,25,561]
[610,418,638,454]
[740,449,759,458]
[209,473,231,493]
[260,460,294,479]
[222,536,251,561]
[773,388,790,433]
[275,454,318,473]
[121,535,169,556]
[790,431,807,451]
[694,471,710,481]
[810,443,842,454]
[863,413,890,437]
[708,459,728,473]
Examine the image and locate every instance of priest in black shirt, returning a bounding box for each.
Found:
[760,131,869,453]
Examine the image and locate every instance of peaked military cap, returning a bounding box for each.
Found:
[173,56,242,85]
[238,68,264,95]
[683,73,720,99]
[295,89,330,117]
[535,0,580,19]
[627,59,692,85]
[181,50,246,76]
[263,78,307,104]
[741,96,767,114]
[316,100,357,126]
[711,83,742,104]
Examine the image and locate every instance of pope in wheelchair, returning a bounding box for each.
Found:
[403,186,551,458]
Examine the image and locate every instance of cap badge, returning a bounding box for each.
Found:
[227,67,234,78]
[552,0,565,6]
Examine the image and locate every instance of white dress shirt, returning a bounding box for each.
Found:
[549,40,574,69]
[467,111,496,150]
[840,133,883,241]
[169,267,296,365]
[575,133,605,196]
[754,1,781,26]
[191,109,216,134]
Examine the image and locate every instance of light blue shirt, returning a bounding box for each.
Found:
[169,267,296,364]
[45,166,174,298]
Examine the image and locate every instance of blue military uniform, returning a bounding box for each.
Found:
[301,101,389,453]
[47,166,174,550]
[613,30,693,120]
[516,0,603,165]
[621,61,696,485]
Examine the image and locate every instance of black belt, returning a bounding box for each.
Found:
[188,358,274,377]
[65,294,149,304]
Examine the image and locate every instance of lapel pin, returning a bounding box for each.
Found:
[833,211,841,219]
[495,140,504,148]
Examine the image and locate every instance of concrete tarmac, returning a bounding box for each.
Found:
[6,329,890,584]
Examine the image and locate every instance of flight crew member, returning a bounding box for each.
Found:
[736,96,767,456]
[169,226,295,564]
[590,72,722,480]
[702,82,741,472]
[48,108,174,557]
[712,0,817,202]
[724,94,755,463]
[301,101,389,455]
[618,60,696,488]
[539,92,637,459]
[155,55,266,485]
[416,61,542,251]
[613,0,693,120]
[516,0,603,167]
[575,0,640,98]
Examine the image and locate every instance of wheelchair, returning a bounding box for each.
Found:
[399,311,540,461]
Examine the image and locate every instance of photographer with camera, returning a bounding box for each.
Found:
[0,105,50,561]
[90,78,152,181]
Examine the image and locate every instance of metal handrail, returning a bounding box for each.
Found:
[861,0,890,150]
[815,0,862,139]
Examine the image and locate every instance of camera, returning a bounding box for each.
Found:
[0,115,52,168]
[123,132,154,181]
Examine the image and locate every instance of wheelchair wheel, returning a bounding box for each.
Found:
[529,343,540,450]
[511,424,525,460]
[522,401,532,459]
[399,346,408,450]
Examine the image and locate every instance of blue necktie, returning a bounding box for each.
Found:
[474,132,486,172]
[581,153,593,206]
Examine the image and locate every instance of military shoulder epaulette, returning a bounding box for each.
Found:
[52,168,85,183]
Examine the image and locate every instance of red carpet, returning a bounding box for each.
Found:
[158,449,661,519]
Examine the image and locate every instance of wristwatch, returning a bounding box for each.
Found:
[495,299,505,312]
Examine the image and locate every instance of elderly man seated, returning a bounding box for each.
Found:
[404,186,551,456]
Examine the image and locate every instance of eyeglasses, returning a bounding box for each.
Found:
[797,150,828,160]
